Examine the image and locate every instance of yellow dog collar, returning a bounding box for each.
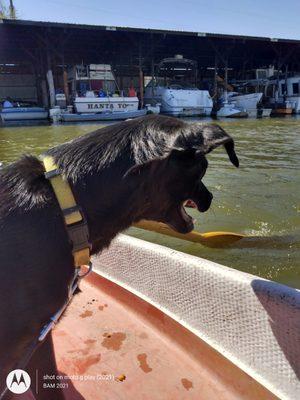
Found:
[42,156,91,268]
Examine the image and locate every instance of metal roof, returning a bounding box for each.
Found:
[2,18,300,44]
[1,18,300,74]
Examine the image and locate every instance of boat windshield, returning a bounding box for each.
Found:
[148,57,198,89]
[146,78,197,90]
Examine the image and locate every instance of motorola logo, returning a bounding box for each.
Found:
[6,369,31,394]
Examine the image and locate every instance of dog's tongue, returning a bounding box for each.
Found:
[184,200,197,209]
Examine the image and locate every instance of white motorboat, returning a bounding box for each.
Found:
[217,102,248,118]
[0,107,48,122]
[144,55,213,117]
[267,75,300,113]
[59,109,147,122]
[238,68,300,114]
[74,92,139,114]
[227,92,263,112]
[257,108,272,118]
[67,64,140,118]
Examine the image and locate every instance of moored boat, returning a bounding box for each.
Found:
[217,102,248,118]
[0,107,48,122]
[64,64,141,122]
[144,55,213,117]
[271,101,294,116]
[257,108,272,118]
[60,108,147,122]
[227,92,263,115]
[268,75,300,114]
[74,93,139,114]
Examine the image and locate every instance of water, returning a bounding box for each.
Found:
[0,118,299,289]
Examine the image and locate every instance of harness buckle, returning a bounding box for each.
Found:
[66,213,91,253]
[44,168,60,179]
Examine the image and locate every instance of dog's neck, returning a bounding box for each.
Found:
[67,166,147,255]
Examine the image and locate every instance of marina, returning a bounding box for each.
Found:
[2,19,300,122]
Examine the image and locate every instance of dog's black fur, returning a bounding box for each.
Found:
[0,115,238,399]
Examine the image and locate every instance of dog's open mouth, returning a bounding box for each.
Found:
[166,201,197,234]
[166,190,213,234]
[185,199,197,208]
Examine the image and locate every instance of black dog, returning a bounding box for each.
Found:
[0,115,238,399]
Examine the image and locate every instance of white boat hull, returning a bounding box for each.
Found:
[162,107,212,117]
[0,107,48,121]
[258,108,272,118]
[283,96,300,113]
[74,96,139,114]
[246,108,258,118]
[60,109,147,122]
[227,92,263,111]
[217,103,248,118]
[144,87,213,117]
[270,76,300,113]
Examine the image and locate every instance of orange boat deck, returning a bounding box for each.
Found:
[18,271,276,400]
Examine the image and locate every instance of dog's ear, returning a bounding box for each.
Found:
[200,125,239,167]
[178,124,239,167]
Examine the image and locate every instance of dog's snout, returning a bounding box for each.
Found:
[192,181,213,212]
[203,190,213,211]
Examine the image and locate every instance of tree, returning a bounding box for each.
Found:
[0,1,8,18]
[0,0,17,19]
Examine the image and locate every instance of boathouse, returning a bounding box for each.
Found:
[1,18,300,107]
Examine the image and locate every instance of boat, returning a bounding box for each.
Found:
[144,55,213,117]
[242,68,300,115]
[0,107,48,122]
[69,64,139,113]
[63,64,141,121]
[217,101,248,118]
[257,108,272,118]
[267,75,300,114]
[226,92,263,116]
[271,102,294,116]
[22,233,299,399]
[74,93,139,114]
[216,74,263,117]
[60,109,147,122]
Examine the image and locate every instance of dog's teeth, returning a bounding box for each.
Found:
[193,218,197,223]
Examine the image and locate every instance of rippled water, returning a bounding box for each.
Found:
[0,118,299,288]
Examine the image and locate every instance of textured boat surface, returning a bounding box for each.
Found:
[14,234,299,399]
[93,234,300,400]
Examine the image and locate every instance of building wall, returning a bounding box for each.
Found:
[0,73,37,103]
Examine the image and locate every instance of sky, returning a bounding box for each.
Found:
[12,0,300,40]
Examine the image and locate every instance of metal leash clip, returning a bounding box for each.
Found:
[78,261,93,279]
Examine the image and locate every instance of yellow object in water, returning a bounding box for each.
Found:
[133,220,246,248]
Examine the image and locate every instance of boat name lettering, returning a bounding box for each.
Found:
[87,103,129,109]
